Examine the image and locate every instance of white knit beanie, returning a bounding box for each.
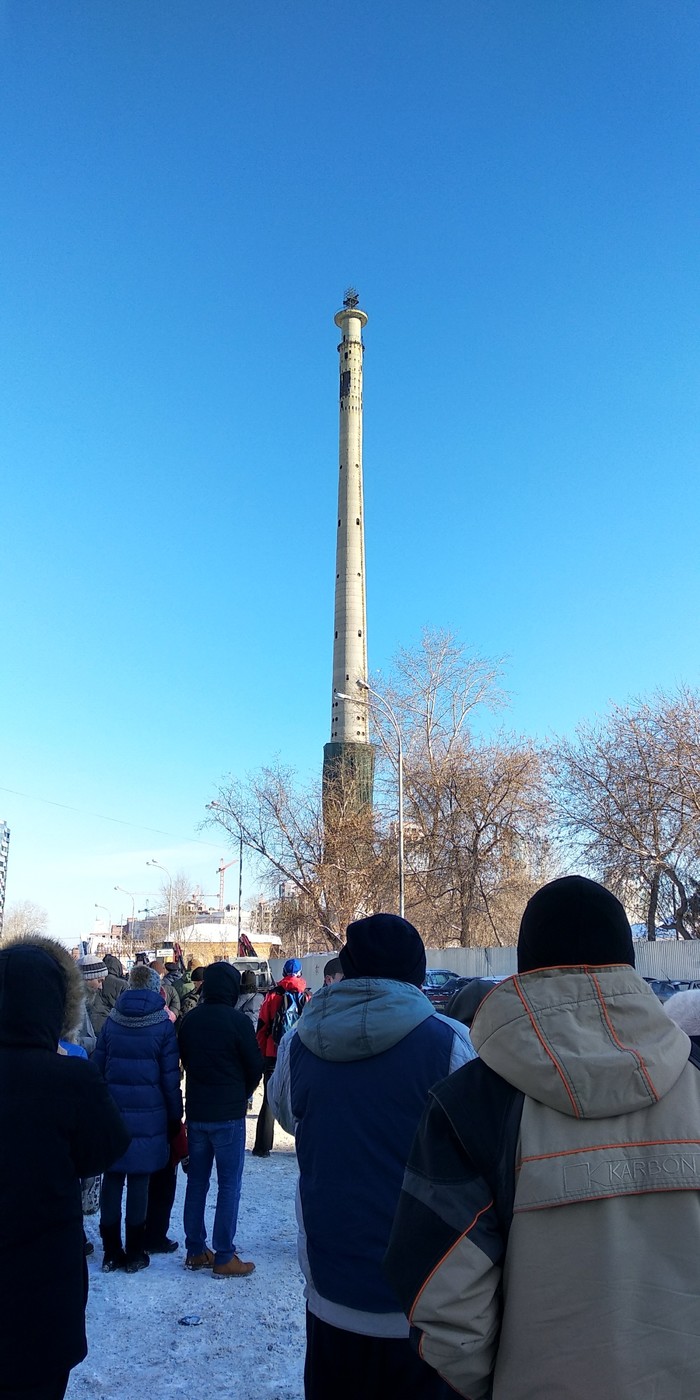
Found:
[77,954,108,982]
[665,989,700,1036]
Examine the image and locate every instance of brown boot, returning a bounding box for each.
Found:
[185,1248,215,1270]
[212,1253,255,1278]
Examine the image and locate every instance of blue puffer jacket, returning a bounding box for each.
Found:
[93,989,182,1174]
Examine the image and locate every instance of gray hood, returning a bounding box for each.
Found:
[471,965,691,1119]
[297,978,434,1062]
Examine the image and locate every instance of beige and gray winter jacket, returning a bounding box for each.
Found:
[385,965,700,1400]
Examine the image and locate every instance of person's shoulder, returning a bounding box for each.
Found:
[231,1006,257,1032]
[429,1010,475,1052]
[59,1054,107,1090]
[434,1053,518,1125]
[418,1007,471,1045]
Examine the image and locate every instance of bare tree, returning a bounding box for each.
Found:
[207,760,393,949]
[208,630,550,952]
[252,889,323,960]
[158,869,200,941]
[373,631,550,947]
[2,900,49,942]
[549,689,700,939]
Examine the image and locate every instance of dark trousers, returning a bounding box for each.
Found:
[304,1309,452,1400]
[0,1375,70,1400]
[253,1057,276,1155]
[100,1171,149,1229]
[145,1160,177,1242]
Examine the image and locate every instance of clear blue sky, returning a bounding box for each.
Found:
[1,0,698,940]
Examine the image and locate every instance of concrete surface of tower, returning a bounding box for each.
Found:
[322,289,375,809]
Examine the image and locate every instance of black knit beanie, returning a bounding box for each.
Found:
[517,875,635,974]
[339,913,426,987]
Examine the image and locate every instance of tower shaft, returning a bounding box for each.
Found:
[323,294,374,809]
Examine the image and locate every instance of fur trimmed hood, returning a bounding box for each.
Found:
[3,934,85,1039]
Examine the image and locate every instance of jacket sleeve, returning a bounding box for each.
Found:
[256,991,276,1055]
[268,1031,295,1136]
[69,1060,131,1178]
[92,1021,108,1077]
[238,1016,264,1096]
[89,993,110,1035]
[444,1017,477,1073]
[384,1092,505,1400]
[78,1004,97,1057]
[159,1022,184,1124]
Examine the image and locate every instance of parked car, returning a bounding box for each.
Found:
[422,968,461,1011]
[643,977,700,1004]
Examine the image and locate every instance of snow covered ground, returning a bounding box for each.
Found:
[68,1090,306,1400]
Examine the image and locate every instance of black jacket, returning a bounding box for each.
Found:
[178,964,263,1122]
[0,944,130,1388]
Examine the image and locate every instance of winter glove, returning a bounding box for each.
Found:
[169,1121,189,1167]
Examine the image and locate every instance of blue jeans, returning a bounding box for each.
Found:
[183,1119,246,1265]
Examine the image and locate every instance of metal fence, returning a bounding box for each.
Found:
[272,940,700,992]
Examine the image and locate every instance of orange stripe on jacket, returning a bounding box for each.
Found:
[408,1199,495,1326]
[512,977,581,1119]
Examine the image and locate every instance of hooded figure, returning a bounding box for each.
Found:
[0,937,129,1398]
[445,976,497,1028]
[385,876,700,1400]
[101,953,128,1011]
[178,963,263,1276]
[268,913,474,1400]
[93,964,182,1273]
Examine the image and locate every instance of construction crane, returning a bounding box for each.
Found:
[217,842,256,957]
[217,858,237,912]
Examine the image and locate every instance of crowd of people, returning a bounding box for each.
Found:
[3,876,700,1399]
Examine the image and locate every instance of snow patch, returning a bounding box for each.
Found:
[69,1096,305,1399]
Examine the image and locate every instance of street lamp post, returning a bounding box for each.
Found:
[237,828,243,949]
[114,886,136,946]
[334,682,405,919]
[146,860,173,941]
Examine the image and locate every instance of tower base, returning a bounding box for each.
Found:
[322,742,375,814]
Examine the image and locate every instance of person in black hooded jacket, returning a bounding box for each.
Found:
[0,936,130,1400]
[178,963,263,1277]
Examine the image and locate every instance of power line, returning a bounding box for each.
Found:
[0,784,222,850]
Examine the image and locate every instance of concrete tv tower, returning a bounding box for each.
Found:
[322,289,374,809]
